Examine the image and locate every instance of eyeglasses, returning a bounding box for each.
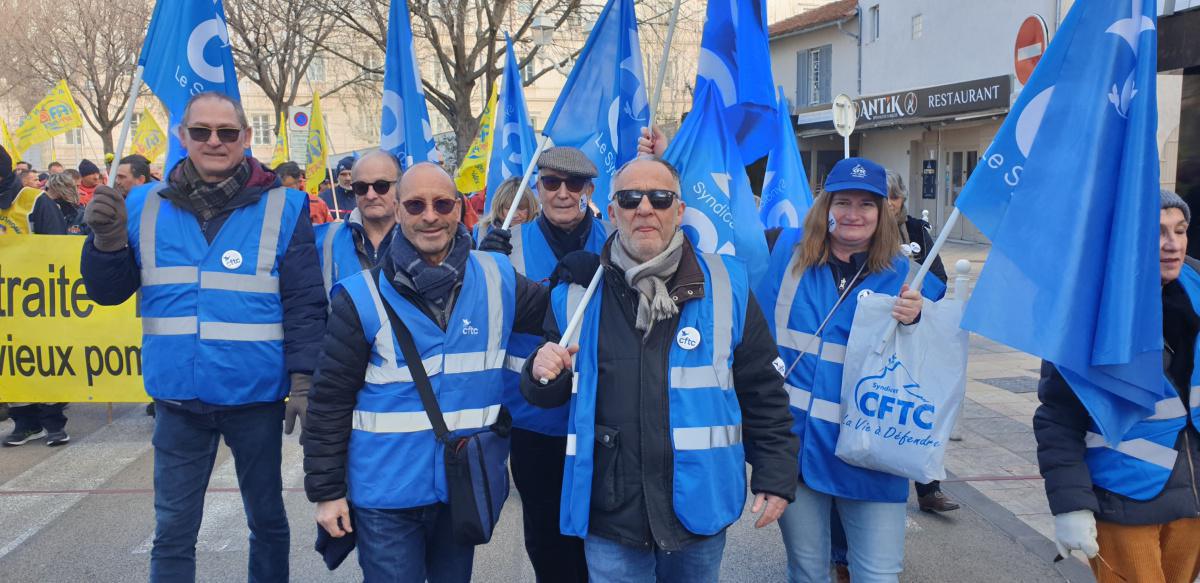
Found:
[614,189,677,210]
[186,126,243,143]
[351,180,396,196]
[539,175,590,193]
[401,198,459,216]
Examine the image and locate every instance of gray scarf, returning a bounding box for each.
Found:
[610,230,686,335]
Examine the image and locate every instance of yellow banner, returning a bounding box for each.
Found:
[305,93,329,196]
[129,112,167,163]
[454,82,498,194]
[268,111,289,168]
[0,235,148,402]
[1,119,19,165]
[14,80,85,153]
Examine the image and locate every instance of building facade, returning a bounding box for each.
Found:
[769,0,1195,243]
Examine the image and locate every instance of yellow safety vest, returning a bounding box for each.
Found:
[0,187,45,234]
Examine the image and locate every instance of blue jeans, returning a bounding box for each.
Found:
[353,503,474,583]
[779,481,906,583]
[584,531,727,583]
[150,401,289,583]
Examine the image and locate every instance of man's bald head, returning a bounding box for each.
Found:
[351,150,401,183]
[395,162,462,264]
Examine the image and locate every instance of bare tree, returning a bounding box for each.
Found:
[224,0,339,132]
[313,0,593,160]
[10,0,149,154]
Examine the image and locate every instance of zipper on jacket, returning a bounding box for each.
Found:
[1184,430,1200,514]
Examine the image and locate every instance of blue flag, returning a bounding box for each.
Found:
[695,0,779,164]
[138,0,241,168]
[381,0,440,168]
[955,0,1163,443]
[664,83,769,285]
[542,0,648,215]
[760,87,813,228]
[485,33,537,215]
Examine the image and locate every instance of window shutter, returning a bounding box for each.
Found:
[818,44,832,104]
[796,50,811,107]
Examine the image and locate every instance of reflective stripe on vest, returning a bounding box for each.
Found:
[139,184,288,341]
[320,220,345,297]
[1085,431,1177,470]
[773,254,848,365]
[354,404,501,433]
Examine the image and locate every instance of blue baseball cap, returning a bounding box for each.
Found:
[823,157,888,197]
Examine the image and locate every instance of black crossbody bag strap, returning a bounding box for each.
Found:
[371,267,450,442]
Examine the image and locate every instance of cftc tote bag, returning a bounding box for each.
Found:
[834,294,968,482]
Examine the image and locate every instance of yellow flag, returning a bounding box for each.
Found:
[1,120,19,165]
[15,80,85,153]
[129,112,167,163]
[269,111,290,168]
[304,94,329,196]
[454,82,499,194]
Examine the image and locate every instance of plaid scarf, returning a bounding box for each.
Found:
[166,159,251,221]
[389,223,473,310]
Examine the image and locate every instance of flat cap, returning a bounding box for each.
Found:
[537,146,598,179]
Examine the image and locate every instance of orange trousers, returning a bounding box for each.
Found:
[1091,517,1200,583]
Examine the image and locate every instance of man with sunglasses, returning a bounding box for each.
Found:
[80,91,327,583]
[313,151,400,299]
[319,156,358,220]
[303,162,552,582]
[522,157,797,582]
[477,146,613,582]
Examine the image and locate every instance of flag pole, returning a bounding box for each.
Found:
[107,64,144,188]
[873,207,962,353]
[500,133,550,230]
[647,0,683,128]
[539,0,682,383]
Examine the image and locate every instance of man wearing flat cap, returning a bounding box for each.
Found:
[477,146,613,582]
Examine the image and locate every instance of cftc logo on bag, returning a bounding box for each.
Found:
[846,354,941,448]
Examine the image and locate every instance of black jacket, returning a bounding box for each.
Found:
[1034,263,1200,525]
[302,254,550,503]
[900,216,946,283]
[520,240,798,550]
[80,158,328,381]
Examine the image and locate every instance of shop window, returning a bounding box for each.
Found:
[251,114,272,146]
[796,44,832,107]
[868,5,880,43]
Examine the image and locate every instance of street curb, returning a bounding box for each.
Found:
[941,471,1095,583]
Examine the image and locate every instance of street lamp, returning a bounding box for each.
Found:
[530,16,572,76]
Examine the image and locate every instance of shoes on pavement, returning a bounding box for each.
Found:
[3,428,47,446]
[45,431,70,447]
[146,402,155,417]
[834,563,851,583]
[918,490,961,512]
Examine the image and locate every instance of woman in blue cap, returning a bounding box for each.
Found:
[755,157,946,582]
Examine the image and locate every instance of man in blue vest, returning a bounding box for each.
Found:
[1035,189,1200,581]
[477,146,610,581]
[313,150,399,298]
[80,92,327,583]
[523,157,798,582]
[302,162,551,582]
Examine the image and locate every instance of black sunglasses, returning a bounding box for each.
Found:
[540,175,590,193]
[351,180,396,196]
[401,198,459,216]
[614,189,677,210]
[186,126,242,143]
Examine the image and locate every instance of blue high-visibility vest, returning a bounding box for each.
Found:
[495,215,611,436]
[127,182,307,404]
[1084,263,1200,500]
[314,211,368,298]
[340,252,516,509]
[557,251,749,536]
[755,228,946,503]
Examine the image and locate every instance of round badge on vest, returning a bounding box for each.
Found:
[221,250,244,270]
[676,326,701,350]
[857,289,873,301]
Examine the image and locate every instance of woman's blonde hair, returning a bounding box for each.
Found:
[480,177,540,230]
[794,190,901,275]
[45,172,79,205]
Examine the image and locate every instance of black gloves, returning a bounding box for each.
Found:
[478,227,513,255]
